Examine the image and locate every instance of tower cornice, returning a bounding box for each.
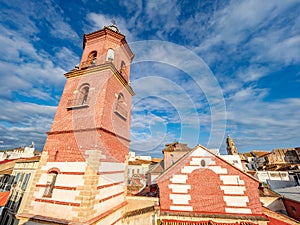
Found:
[64,62,135,96]
[46,127,131,142]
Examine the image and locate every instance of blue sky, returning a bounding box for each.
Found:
[0,0,300,157]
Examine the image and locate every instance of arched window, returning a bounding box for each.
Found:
[77,84,89,105]
[43,171,58,197]
[106,49,114,62]
[87,51,97,65]
[67,84,90,109]
[54,151,59,161]
[120,61,126,74]
[81,86,89,105]
[117,93,125,103]
[114,93,127,120]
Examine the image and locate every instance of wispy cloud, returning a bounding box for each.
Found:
[0,100,56,149]
[0,0,80,149]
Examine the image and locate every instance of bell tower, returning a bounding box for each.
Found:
[18,24,134,225]
[226,134,238,155]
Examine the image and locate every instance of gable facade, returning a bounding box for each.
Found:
[157,146,268,224]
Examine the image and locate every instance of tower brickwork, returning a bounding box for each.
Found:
[17,25,134,225]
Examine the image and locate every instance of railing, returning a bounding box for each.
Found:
[80,59,97,68]
[66,97,90,109]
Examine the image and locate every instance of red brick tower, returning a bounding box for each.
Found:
[18,24,134,225]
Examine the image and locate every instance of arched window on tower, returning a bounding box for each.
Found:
[81,51,97,68]
[43,171,58,197]
[54,151,59,161]
[80,85,89,105]
[114,93,127,120]
[120,61,126,74]
[117,93,125,106]
[106,49,114,62]
[67,84,90,109]
[88,51,97,65]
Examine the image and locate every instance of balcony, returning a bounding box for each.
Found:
[66,97,90,109]
[80,59,97,69]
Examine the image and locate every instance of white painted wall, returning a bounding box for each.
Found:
[98,172,124,186]
[220,155,243,171]
[255,171,290,182]
[31,201,76,221]
[41,162,87,172]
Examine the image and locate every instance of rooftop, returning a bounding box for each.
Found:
[274,186,300,203]
[251,150,271,157]
[162,141,191,153]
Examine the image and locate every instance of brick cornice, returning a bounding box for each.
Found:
[46,127,131,142]
[64,62,135,96]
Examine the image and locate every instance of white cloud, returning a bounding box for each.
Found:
[0,25,40,62]
[0,99,56,150]
[1,0,79,42]
[236,65,270,83]
[144,0,180,36]
[0,1,80,101]
[86,13,134,41]
[224,85,300,150]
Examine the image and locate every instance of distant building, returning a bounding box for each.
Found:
[238,150,270,172]
[162,142,191,170]
[263,148,300,170]
[258,183,287,216]
[251,150,272,169]
[0,146,38,162]
[272,186,300,221]
[128,151,136,161]
[128,151,152,162]
[240,147,300,172]
[147,160,164,186]
[255,171,290,183]
[239,152,257,171]
[0,157,40,225]
[127,159,154,195]
[127,151,164,196]
[226,135,238,155]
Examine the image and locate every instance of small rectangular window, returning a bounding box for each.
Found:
[21,174,31,190]
[14,173,21,184]
[43,173,58,197]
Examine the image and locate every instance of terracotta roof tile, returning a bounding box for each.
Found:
[0,191,10,206]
